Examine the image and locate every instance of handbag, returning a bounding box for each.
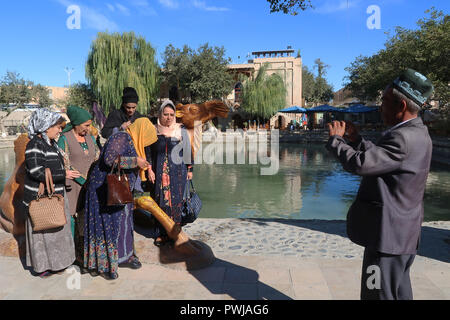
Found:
[29,168,67,232]
[106,156,133,206]
[181,179,202,224]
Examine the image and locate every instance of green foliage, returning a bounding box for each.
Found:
[0,71,52,109]
[241,63,287,118]
[302,59,334,106]
[345,8,449,111]
[86,32,160,115]
[267,0,313,15]
[0,71,33,108]
[61,82,97,111]
[162,43,233,103]
[31,85,52,109]
[162,44,193,102]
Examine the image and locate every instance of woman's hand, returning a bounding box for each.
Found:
[66,169,81,180]
[187,172,193,180]
[147,167,155,183]
[137,157,150,169]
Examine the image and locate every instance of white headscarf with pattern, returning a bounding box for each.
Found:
[27,108,62,145]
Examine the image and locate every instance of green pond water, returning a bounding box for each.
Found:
[1,143,449,221]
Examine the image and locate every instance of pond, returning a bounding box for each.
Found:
[1,143,449,221]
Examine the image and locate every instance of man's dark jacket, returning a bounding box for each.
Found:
[100,107,145,139]
[326,117,432,255]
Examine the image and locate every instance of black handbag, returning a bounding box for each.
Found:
[181,179,202,224]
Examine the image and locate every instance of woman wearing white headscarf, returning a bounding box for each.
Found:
[147,100,193,246]
[23,108,77,278]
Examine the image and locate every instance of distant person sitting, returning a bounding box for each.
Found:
[100,87,146,139]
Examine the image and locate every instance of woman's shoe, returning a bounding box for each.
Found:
[100,272,118,280]
[38,271,53,278]
[119,255,142,270]
[51,269,66,275]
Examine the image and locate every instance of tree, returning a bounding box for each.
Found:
[302,66,315,104]
[267,0,313,15]
[241,63,287,119]
[162,44,193,103]
[0,71,33,108]
[345,8,449,109]
[0,71,52,109]
[162,43,233,103]
[31,85,52,109]
[302,60,334,106]
[61,82,97,111]
[188,44,233,103]
[86,32,160,115]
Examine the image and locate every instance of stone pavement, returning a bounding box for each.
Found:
[0,218,449,300]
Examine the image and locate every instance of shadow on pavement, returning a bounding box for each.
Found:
[188,258,293,300]
[135,223,293,300]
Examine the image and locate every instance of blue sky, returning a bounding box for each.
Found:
[0,0,448,91]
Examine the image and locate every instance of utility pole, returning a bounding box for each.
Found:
[64,67,74,88]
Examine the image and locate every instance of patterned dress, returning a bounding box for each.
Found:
[149,128,193,236]
[83,132,139,279]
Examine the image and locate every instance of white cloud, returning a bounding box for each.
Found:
[314,0,360,14]
[158,0,179,9]
[106,3,115,12]
[56,0,119,31]
[131,0,158,16]
[115,3,130,16]
[192,0,230,12]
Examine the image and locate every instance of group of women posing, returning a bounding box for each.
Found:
[23,95,193,280]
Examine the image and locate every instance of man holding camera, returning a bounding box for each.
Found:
[326,69,434,300]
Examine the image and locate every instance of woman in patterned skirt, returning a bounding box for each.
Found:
[82,117,156,280]
[147,100,193,246]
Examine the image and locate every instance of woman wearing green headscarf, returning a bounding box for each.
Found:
[57,105,100,267]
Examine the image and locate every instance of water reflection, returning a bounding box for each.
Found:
[0,144,449,221]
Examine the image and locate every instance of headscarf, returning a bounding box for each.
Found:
[157,99,182,140]
[27,108,63,145]
[63,105,93,133]
[126,117,157,181]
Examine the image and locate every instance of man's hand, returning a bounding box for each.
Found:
[327,121,346,137]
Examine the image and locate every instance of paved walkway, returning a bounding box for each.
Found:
[0,219,449,300]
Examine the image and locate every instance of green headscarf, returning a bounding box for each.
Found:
[63,105,93,133]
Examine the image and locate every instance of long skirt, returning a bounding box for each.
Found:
[25,193,76,273]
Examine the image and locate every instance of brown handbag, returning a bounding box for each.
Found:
[106,156,133,206]
[29,168,67,232]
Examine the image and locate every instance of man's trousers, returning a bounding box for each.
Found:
[360,247,416,300]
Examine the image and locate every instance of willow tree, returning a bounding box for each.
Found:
[85,32,159,115]
[241,63,287,119]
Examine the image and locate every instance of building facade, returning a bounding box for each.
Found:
[227,49,303,108]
